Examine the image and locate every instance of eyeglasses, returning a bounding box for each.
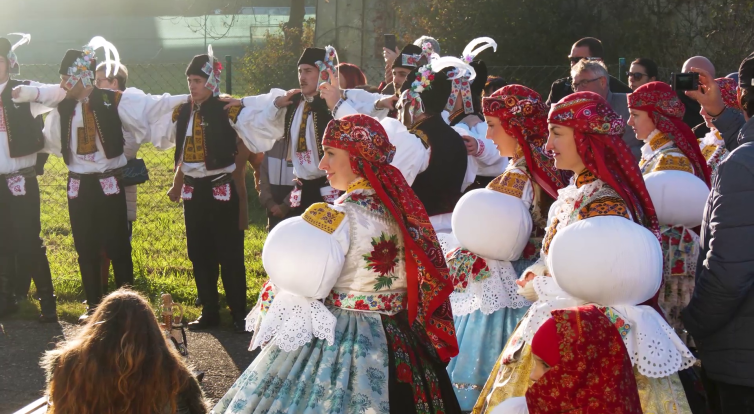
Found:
[626,72,648,81]
[571,77,602,91]
[569,56,601,65]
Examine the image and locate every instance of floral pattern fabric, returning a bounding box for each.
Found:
[525,305,643,414]
[364,233,401,290]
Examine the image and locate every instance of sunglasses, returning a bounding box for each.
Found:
[626,72,648,81]
[569,56,601,65]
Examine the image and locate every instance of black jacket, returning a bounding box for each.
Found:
[681,108,754,387]
[545,74,631,106]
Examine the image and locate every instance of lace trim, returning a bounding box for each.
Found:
[450,259,531,315]
[250,291,337,352]
[437,232,461,263]
[609,305,696,378]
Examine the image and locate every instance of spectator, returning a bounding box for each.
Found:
[570,59,642,160]
[681,52,754,414]
[258,139,295,231]
[545,37,631,106]
[681,56,716,137]
[627,57,658,90]
[42,289,208,414]
[413,35,441,54]
[483,75,508,97]
[334,62,367,89]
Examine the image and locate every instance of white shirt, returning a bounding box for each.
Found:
[41,88,187,174]
[0,80,66,174]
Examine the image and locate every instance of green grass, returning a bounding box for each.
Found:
[15,144,269,324]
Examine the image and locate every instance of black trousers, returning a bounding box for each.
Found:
[184,174,246,320]
[0,174,55,302]
[290,176,331,216]
[67,173,133,308]
[702,367,754,414]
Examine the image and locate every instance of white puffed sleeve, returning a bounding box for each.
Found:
[234,89,287,153]
[382,117,430,186]
[14,82,68,117]
[251,204,350,352]
[119,88,189,147]
[452,125,479,191]
[42,109,62,157]
[344,88,390,119]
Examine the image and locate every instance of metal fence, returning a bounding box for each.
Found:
[21,61,650,296]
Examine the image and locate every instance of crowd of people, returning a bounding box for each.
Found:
[0,30,752,414]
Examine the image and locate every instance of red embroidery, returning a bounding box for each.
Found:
[212,183,231,201]
[99,176,120,196]
[6,175,26,196]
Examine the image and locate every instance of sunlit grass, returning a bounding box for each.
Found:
[17,145,268,324]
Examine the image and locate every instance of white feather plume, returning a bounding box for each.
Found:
[430,56,476,82]
[461,37,497,61]
[87,36,121,78]
[7,33,30,51]
[207,44,215,67]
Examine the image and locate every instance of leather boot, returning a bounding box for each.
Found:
[38,295,58,323]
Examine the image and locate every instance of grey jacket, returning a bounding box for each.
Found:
[607,91,643,161]
[681,108,754,387]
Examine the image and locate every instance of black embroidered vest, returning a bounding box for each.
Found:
[174,97,240,171]
[284,94,331,161]
[1,79,45,158]
[410,115,468,216]
[448,109,484,127]
[57,87,124,165]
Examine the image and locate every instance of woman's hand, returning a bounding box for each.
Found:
[461,135,479,155]
[516,272,536,288]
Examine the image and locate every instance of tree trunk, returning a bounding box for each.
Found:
[286,0,307,52]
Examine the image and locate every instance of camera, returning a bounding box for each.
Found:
[671,72,699,91]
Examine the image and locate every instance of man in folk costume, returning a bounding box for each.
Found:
[153,47,254,332]
[0,34,63,321]
[13,36,187,322]
[396,47,473,233]
[229,47,343,215]
[446,37,508,190]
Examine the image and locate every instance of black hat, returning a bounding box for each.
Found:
[298,47,326,68]
[59,49,96,76]
[739,51,754,88]
[401,68,453,114]
[470,60,488,97]
[186,54,211,79]
[392,44,424,70]
[0,38,10,61]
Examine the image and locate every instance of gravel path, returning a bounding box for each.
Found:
[0,320,258,414]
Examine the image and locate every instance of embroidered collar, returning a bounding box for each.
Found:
[346,177,372,193]
[448,108,465,124]
[574,169,598,188]
[641,129,672,161]
[302,93,315,103]
[409,116,430,132]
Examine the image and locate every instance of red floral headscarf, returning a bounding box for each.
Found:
[628,81,711,186]
[717,77,742,113]
[548,92,660,240]
[526,305,643,414]
[322,114,457,362]
[482,84,571,198]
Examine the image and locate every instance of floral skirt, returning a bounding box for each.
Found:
[212,307,461,414]
[471,341,693,414]
[447,306,528,411]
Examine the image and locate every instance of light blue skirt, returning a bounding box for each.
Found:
[446,257,536,411]
[213,307,461,414]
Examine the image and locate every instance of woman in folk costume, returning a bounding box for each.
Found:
[213,114,461,414]
[492,306,644,414]
[474,92,695,414]
[444,85,569,410]
[699,77,742,179]
[627,81,711,345]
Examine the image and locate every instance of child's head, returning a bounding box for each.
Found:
[530,317,559,382]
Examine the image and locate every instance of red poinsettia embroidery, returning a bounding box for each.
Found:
[671,259,685,274]
[354,300,370,310]
[364,233,401,290]
[471,256,487,276]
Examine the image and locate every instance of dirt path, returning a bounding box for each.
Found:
[0,320,258,414]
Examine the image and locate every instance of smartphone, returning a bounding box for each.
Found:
[384,34,397,52]
[671,72,699,91]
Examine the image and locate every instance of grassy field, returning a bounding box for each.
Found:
[15,144,269,324]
